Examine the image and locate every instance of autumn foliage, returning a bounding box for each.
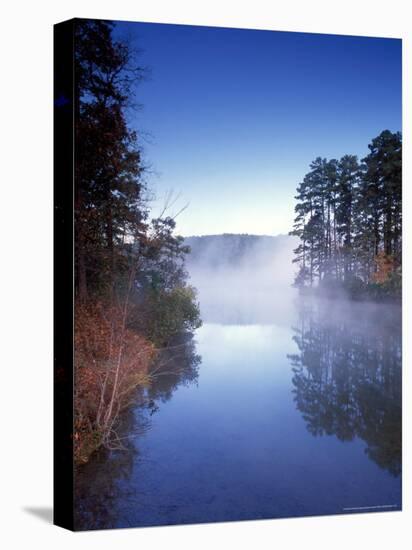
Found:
[372,252,396,284]
[74,301,156,463]
[72,21,201,465]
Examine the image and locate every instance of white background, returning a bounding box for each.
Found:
[0,0,410,548]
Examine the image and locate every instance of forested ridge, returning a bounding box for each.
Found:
[290,131,402,300]
[73,20,201,463]
[184,233,293,268]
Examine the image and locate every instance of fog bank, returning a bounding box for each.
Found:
[185,234,299,325]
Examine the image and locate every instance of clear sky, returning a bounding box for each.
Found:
[114,21,401,237]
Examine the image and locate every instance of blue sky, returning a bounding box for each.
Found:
[114,21,401,237]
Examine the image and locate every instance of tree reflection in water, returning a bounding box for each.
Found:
[147,332,201,405]
[288,299,401,476]
[74,332,201,530]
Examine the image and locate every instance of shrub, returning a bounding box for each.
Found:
[144,285,202,346]
[74,301,155,464]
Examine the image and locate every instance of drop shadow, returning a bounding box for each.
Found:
[23,506,53,524]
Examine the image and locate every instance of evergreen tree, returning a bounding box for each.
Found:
[74,19,146,300]
[361,130,402,264]
[291,131,402,300]
[335,155,360,280]
[290,176,312,287]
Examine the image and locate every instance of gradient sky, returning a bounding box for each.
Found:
[114,21,401,237]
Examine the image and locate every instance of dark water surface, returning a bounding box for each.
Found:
[75,296,401,530]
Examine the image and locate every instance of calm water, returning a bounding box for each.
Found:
[75,295,402,530]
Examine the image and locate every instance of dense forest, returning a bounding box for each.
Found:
[73,20,201,463]
[290,131,402,300]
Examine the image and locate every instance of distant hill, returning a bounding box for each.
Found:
[183,233,298,324]
[184,233,295,269]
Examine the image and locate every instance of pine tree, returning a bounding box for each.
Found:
[291,131,402,299]
[74,20,147,300]
[361,130,402,264]
[335,155,360,280]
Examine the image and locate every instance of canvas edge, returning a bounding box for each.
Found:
[53,18,75,532]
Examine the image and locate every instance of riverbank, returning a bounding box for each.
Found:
[74,302,156,464]
[74,298,202,465]
[297,278,401,304]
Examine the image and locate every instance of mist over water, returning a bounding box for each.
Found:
[186,232,402,483]
[185,234,402,330]
[76,233,401,529]
[185,234,299,325]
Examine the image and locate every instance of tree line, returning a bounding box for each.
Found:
[73,20,201,463]
[290,131,402,300]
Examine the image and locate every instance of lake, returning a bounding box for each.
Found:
[75,292,402,530]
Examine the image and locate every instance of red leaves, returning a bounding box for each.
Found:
[74,300,155,464]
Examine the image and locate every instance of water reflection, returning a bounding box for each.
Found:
[148,332,201,404]
[74,331,201,530]
[74,408,143,529]
[287,299,401,476]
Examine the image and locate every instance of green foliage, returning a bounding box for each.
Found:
[145,286,202,346]
[341,275,366,300]
[364,270,402,302]
[141,216,190,292]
